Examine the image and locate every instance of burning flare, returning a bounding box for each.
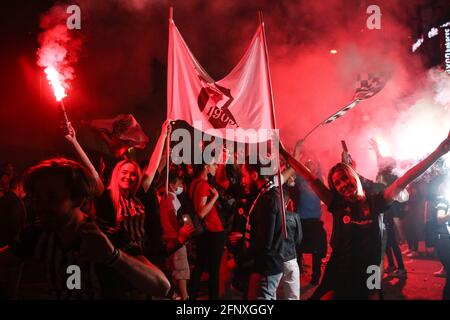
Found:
[44,66,67,101]
[36,5,81,102]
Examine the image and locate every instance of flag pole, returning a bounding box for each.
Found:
[165,124,172,198]
[165,6,174,198]
[301,99,360,141]
[259,11,287,239]
[300,122,323,142]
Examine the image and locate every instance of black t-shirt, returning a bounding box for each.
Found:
[281,210,302,262]
[239,187,285,276]
[327,189,389,274]
[94,183,167,266]
[97,191,143,240]
[136,182,166,265]
[9,225,141,299]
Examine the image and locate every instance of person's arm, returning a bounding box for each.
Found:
[281,167,295,182]
[194,186,219,219]
[141,120,170,193]
[215,164,230,190]
[280,143,333,206]
[369,138,383,165]
[273,166,295,187]
[165,224,196,256]
[384,132,450,203]
[79,222,170,297]
[65,123,104,196]
[113,254,170,296]
[157,151,167,175]
[159,199,194,255]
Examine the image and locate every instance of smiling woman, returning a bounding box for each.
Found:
[329,164,365,200]
[94,159,146,252]
[65,120,171,260]
[280,131,450,300]
[109,161,143,216]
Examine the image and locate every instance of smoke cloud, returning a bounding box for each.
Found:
[37,4,83,96]
[11,0,449,176]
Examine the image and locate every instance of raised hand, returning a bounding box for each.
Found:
[369,138,379,151]
[178,224,196,243]
[64,121,77,144]
[210,186,219,199]
[228,232,243,246]
[436,131,450,157]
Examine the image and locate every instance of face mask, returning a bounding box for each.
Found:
[174,187,183,195]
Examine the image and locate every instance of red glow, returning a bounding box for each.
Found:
[44,66,67,101]
[36,7,81,103]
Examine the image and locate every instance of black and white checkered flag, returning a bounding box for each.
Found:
[302,72,389,141]
[323,72,388,125]
[353,72,388,101]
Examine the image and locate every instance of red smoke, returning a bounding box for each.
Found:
[32,0,448,178]
[37,5,82,101]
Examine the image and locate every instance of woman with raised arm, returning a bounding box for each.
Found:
[280,131,450,300]
[65,120,173,252]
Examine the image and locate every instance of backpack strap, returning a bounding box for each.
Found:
[189,179,210,216]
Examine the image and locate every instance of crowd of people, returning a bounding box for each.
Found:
[0,121,449,300]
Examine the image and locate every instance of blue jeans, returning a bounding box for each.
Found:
[247,272,283,300]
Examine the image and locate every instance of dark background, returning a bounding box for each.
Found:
[0,0,449,173]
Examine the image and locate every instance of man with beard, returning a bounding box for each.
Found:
[235,162,284,300]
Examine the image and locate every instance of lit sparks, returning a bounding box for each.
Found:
[44,66,67,101]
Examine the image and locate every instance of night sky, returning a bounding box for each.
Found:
[1,0,449,177]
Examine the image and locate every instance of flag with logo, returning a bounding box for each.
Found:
[84,114,149,158]
[167,19,273,143]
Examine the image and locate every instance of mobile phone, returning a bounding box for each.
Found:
[182,214,192,225]
[341,140,348,153]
